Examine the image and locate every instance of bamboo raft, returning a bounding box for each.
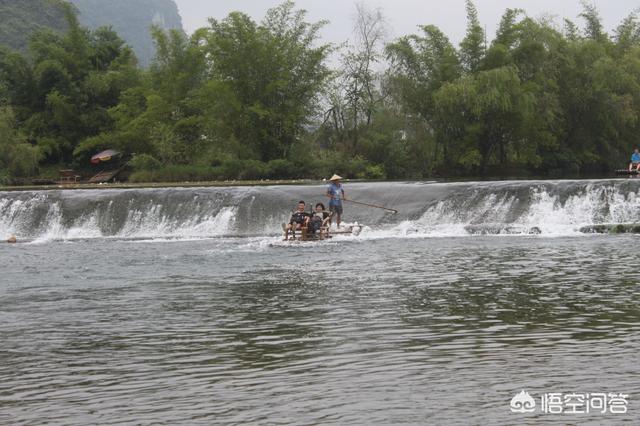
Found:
[283,223,362,241]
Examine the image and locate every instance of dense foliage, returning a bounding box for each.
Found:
[0,6,139,181]
[383,2,640,176]
[1,1,640,184]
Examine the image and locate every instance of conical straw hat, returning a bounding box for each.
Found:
[329,174,342,181]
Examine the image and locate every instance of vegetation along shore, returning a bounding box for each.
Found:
[2,1,640,186]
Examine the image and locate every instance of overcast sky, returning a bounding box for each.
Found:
[174,0,635,46]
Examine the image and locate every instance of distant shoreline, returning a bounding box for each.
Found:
[0,174,634,192]
[0,179,330,192]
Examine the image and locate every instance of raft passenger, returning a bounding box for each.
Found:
[630,148,640,172]
[284,201,311,240]
[309,203,332,236]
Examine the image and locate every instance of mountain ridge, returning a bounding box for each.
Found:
[69,0,184,66]
[0,0,184,66]
[0,0,71,52]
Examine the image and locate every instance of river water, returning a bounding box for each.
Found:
[1,180,639,424]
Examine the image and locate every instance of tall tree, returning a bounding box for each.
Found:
[579,0,606,42]
[459,0,485,72]
[0,106,41,184]
[614,12,640,53]
[386,24,461,164]
[338,2,387,151]
[204,1,331,161]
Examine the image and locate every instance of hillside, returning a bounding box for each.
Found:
[69,0,184,66]
[0,0,184,66]
[0,0,70,52]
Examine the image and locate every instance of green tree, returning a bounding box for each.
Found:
[614,12,640,54]
[204,1,331,161]
[0,7,139,167]
[386,24,461,166]
[0,106,41,184]
[330,2,387,153]
[459,0,485,73]
[579,0,607,42]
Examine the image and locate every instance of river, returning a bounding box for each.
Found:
[1,180,639,424]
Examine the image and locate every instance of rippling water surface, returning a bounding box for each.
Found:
[2,233,639,425]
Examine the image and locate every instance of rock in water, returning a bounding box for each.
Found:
[579,224,640,234]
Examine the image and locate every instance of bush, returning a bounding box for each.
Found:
[293,151,349,180]
[129,165,219,183]
[129,153,162,171]
[267,159,298,179]
[238,160,269,180]
[0,106,42,180]
[125,152,390,183]
[217,159,268,180]
[0,170,9,186]
[362,164,386,180]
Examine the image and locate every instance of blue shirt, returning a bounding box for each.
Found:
[632,152,640,163]
[327,182,344,206]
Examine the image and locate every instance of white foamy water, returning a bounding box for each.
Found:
[25,202,238,243]
[3,180,640,242]
[516,184,640,236]
[333,182,640,240]
[115,205,237,240]
[0,193,49,238]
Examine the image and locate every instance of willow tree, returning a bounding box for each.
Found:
[432,76,478,168]
[432,66,535,171]
[475,66,536,167]
[386,25,461,164]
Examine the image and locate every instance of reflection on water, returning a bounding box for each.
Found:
[1,235,639,424]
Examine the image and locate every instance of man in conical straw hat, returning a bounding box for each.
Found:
[326,174,346,228]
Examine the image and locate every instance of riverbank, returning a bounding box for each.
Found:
[2,173,632,192]
[0,179,331,192]
[2,172,635,193]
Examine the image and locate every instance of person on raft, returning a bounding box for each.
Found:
[629,148,640,172]
[309,203,332,236]
[326,175,346,228]
[284,200,312,240]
